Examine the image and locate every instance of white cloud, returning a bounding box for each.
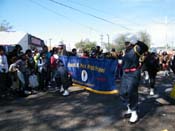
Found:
[146,23,175,47]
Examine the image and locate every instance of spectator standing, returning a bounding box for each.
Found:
[55,59,70,96]
[42,45,51,89]
[0,46,10,96]
[50,47,59,81]
[37,53,48,90]
[0,46,8,73]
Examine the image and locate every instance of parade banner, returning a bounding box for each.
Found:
[60,56,118,94]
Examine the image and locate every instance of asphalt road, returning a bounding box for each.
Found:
[0,71,175,131]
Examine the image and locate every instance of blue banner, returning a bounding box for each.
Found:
[60,56,118,94]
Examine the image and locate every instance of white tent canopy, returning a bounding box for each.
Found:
[0,31,44,52]
[0,31,27,45]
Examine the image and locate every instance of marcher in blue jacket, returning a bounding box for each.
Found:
[120,34,148,123]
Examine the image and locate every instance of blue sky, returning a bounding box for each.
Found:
[0,0,175,49]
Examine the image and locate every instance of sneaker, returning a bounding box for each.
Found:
[32,90,38,94]
[145,71,149,80]
[150,88,154,96]
[129,110,138,123]
[55,87,59,91]
[60,86,64,93]
[124,105,132,118]
[24,90,32,95]
[47,85,51,88]
[62,90,69,96]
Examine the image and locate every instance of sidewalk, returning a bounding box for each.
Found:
[0,72,174,131]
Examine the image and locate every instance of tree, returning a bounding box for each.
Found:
[113,31,151,51]
[101,42,114,52]
[137,31,151,47]
[75,39,97,51]
[113,34,126,51]
[0,20,13,32]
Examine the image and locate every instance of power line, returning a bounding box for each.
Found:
[66,0,142,26]
[48,0,132,31]
[66,0,108,15]
[29,0,101,33]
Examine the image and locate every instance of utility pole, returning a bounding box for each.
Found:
[100,34,103,47]
[49,38,52,51]
[163,16,175,50]
[153,16,175,50]
[107,34,110,51]
[45,40,47,45]
[164,16,168,50]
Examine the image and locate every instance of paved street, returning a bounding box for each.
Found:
[0,71,175,131]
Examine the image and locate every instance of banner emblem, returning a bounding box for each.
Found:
[81,70,88,82]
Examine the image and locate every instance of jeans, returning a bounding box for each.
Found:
[120,69,141,110]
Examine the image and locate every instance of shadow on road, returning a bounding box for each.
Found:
[0,72,175,131]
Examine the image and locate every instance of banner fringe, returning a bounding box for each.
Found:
[73,83,119,95]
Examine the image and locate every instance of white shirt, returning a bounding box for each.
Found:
[0,55,8,73]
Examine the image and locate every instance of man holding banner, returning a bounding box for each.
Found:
[120,34,148,124]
